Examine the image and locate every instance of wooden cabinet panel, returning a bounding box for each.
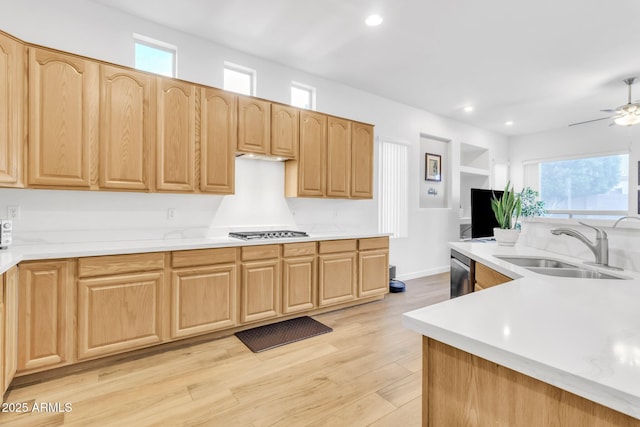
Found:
[78,271,163,360]
[326,117,351,197]
[0,33,24,188]
[359,249,389,297]
[241,259,280,323]
[271,103,298,159]
[318,252,357,307]
[237,97,270,154]
[171,264,237,338]
[156,78,196,192]
[28,48,99,188]
[359,236,389,251]
[171,247,237,268]
[18,260,74,372]
[296,110,326,197]
[0,273,3,395]
[78,253,164,278]
[282,256,316,314]
[201,87,236,194]
[3,266,18,392]
[100,65,154,191]
[283,242,316,258]
[241,244,280,261]
[475,262,512,291]
[351,122,374,198]
[319,239,357,254]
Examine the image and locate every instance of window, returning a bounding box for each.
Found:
[526,153,629,218]
[224,62,256,96]
[378,140,409,238]
[291,82,316,110]
[134,34,176,77]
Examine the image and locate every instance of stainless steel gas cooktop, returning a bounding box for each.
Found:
[228,230,309,240]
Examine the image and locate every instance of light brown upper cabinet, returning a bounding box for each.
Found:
[100,65,154,191]
[237,96,270,155]
[271,103,299,159]
[326,117,351,198]
[351,122,374,198]
[0,32,25,188]
[156,78,196,192]
[285,110,327,197]
[28,48,99,189]
[200,87,236,194]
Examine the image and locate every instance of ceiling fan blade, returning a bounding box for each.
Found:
[568,116,612,127]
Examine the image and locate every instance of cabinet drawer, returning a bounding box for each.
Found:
[319,239,357,254]
[283,242,316,258]
[78,253,165,278]
[241,244,280,261]
[172,247,237,268]
[359,237,389,251]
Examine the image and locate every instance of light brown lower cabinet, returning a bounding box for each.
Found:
[18,260,75,373]
[170,247,238,339]
[358,237,389,298]
[282,242,316,314]
[77,253,165,360]
[318,240,357,307]
[474,261,512,291]
[3,266,18,395]
[241,245,281,323]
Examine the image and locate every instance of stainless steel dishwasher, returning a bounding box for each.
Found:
[450,250,472,298]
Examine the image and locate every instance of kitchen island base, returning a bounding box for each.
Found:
[422,337,640,426]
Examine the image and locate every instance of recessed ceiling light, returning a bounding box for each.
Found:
[505,121,514,126]
[463,106,474,113]
[365,14,383,27]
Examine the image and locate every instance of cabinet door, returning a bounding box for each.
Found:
[0,33,24,188]
[241,259,280,323]
[271,103,298,159]
[474,262,511,291]
[201,87,236,194]
[28,48,99,188]
[297,110,327,197]
[318,252,356,307]
[351,122,374,198]
[326,117,351,198]
[282,256,316,314]
[18,261,74,372]
[358,249,389,297]
[100,65,154,191]
[3,266,18,392]
[156,78,196,192]
[237,97,270,154]
[171,264,237,339]
[78,271,163,360]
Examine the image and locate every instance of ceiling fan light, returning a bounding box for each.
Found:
[614,114,640,126]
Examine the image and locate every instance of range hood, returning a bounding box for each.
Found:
[235,153,288,162]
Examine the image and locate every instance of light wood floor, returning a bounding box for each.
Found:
[1,274,449,427]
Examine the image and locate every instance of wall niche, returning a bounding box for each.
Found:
[419,133,450,209]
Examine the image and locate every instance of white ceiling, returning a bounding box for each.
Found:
[91,0,640,136]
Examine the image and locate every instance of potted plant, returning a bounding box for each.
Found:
[491,182,522,246]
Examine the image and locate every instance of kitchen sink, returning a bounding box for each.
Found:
[495,255,630,280]
[526,267,628,280]
[495,256,577,269]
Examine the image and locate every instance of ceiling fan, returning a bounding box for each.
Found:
[569,77,640,127]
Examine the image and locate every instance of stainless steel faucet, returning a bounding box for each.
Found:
[550,222,621,270]
[612,216,640,228]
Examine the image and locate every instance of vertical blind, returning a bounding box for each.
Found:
[378,140,408,238]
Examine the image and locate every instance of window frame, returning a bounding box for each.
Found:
[133,33,177,78]
[223,61,257,96]
[290,81,316,110]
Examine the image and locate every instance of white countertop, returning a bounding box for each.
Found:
[403,241,640,420]
[0,232,386,275]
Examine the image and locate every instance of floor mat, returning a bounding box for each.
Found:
[235,316,333,352]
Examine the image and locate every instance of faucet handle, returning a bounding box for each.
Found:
[578,222,607,239]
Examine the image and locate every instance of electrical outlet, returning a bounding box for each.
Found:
[7,206,19,221]
[167,208,176,221]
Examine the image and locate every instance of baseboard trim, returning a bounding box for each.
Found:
[396,266,449,281]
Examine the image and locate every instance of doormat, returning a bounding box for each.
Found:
[235,316,332,353]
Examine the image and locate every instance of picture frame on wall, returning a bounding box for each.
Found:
[425,153,442,181]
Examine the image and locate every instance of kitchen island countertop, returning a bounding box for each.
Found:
[403,240,640,420]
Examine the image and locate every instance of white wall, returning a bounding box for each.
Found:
[0,0,509,279]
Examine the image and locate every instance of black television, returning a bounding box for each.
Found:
[471,188,503,238]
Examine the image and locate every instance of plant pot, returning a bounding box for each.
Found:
[493,227,520,247]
